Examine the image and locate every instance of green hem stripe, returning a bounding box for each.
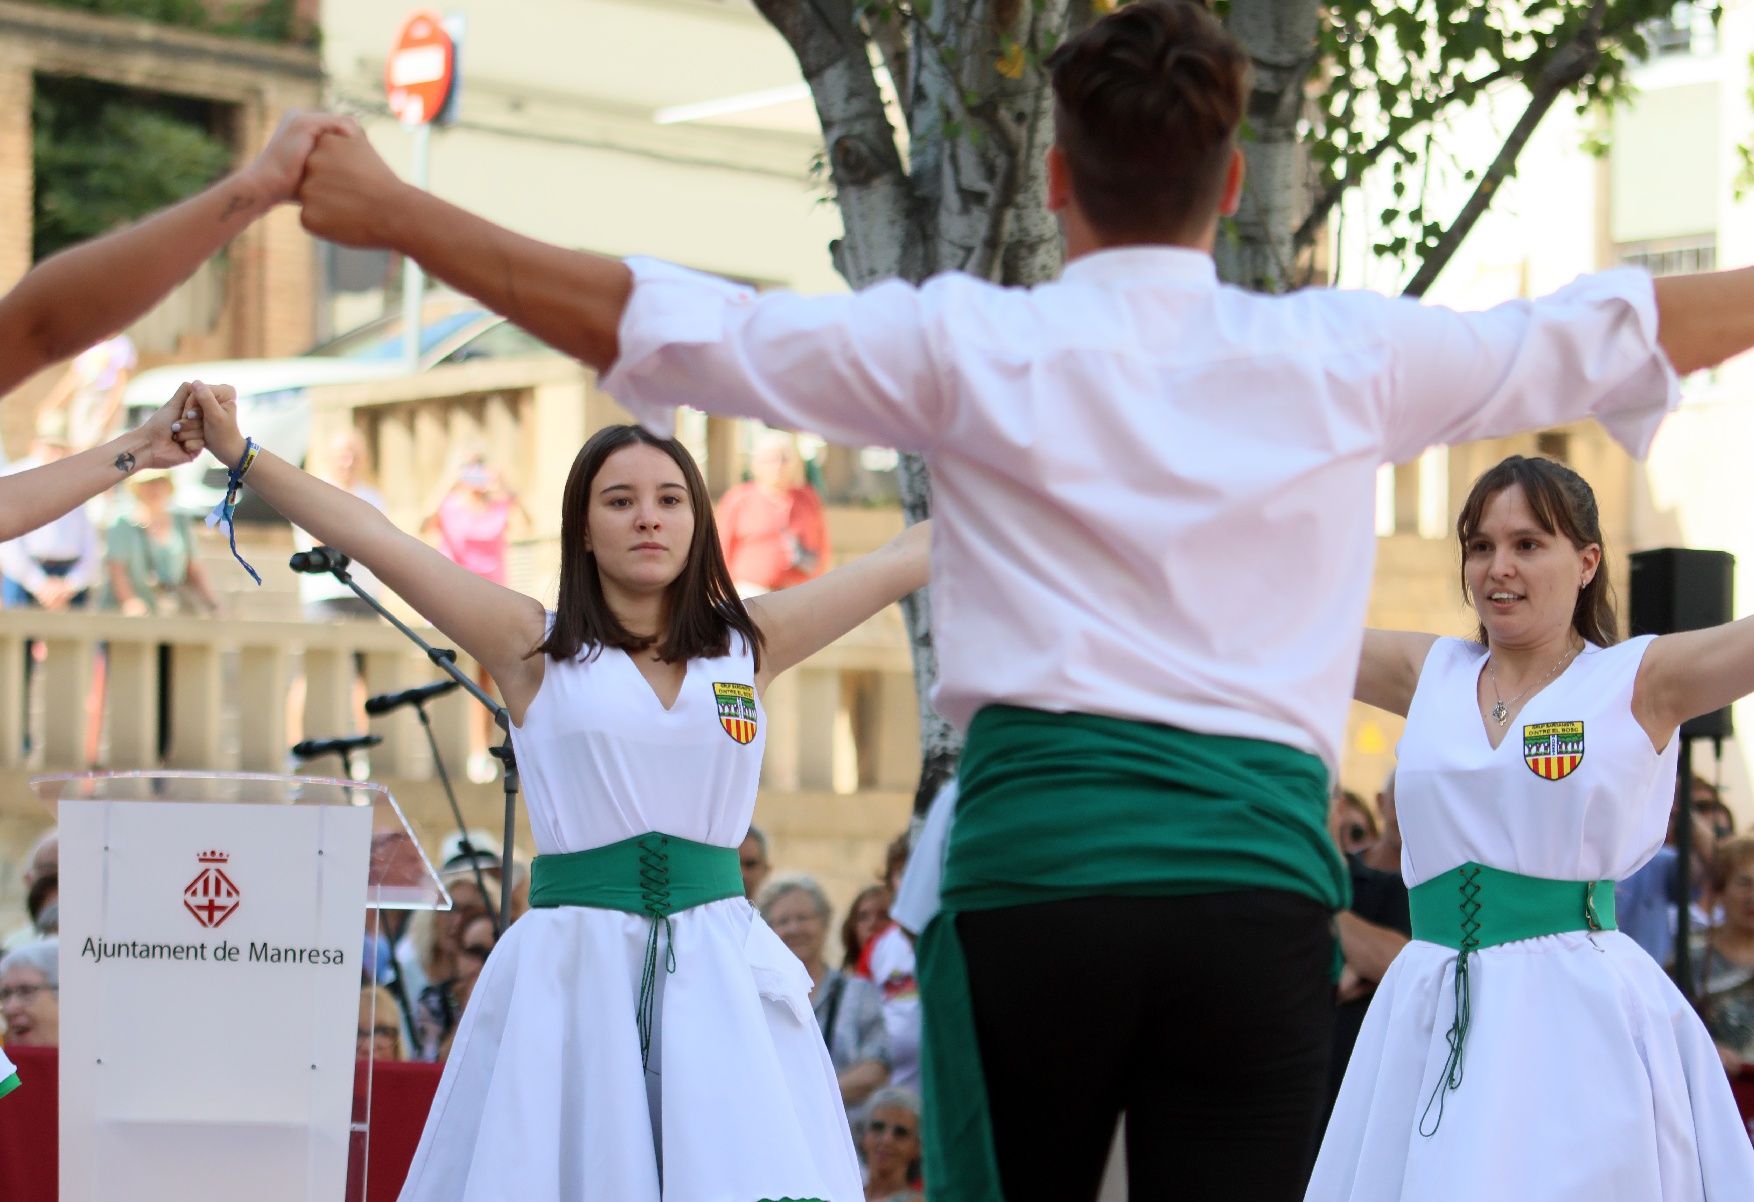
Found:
[0,1071,19,1100]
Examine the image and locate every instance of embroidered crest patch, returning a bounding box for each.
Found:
[712,681,758,745]
[1522,721,1584,781]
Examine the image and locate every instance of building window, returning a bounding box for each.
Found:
[1641,3,1710,58]
[1618,235,1716,278]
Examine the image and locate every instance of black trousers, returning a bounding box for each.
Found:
[956,891,1334,1202]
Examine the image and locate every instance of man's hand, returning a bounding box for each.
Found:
[242,111,358,209]
[299,126,410,249]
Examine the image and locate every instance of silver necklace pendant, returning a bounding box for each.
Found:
[1491,700,1510,726]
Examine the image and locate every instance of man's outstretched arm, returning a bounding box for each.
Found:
[0,112,349,397]
[1653,267,1754,376]
[298,126,632,373]
[298,125,945,452]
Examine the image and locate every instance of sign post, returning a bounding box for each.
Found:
[385,10,459,372]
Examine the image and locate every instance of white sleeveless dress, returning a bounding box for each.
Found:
[1308,636,1754,1201]
[398,633,862,1202]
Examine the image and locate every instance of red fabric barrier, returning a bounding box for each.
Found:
[0,1047,442,1202]
[1,1048,1748,1197]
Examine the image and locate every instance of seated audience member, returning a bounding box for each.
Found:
[1327,786,1380,857]
[5,831,57,950]
[861,833,921,1091]
[0,939,59,1046]
[416,900,500,1061]
[862,1085,926,1202]
[843,883,891,973]
[740,824,772,901]
[1619,774,1723,967]
[760,875,890,1111]
[1697,835,1754,1075]
[0,414,101,612]
[358,984,404,1062]
[1326,769,1411,1124]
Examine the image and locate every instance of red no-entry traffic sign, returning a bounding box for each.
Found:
[385,10,455,126]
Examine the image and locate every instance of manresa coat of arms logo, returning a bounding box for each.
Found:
[184,849,240,929]
[712,681,758,745]
[1523,721,1585,781]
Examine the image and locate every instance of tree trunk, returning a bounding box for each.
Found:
[1216,0,1322,291]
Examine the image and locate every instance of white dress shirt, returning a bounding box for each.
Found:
[602,247,1680,772]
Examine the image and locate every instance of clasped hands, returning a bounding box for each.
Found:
[252,109,408,250]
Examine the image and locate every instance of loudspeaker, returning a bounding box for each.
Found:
[1628,547,1735,740]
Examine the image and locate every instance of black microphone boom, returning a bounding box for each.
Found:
[365,679,462,717]
[288,547,351,574]
[291,734,382,759]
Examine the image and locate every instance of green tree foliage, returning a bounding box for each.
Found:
[32,77,233,261]
[19,0,310,46]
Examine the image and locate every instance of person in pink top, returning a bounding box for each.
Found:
[423,450,531,780]
[715,430,828,595]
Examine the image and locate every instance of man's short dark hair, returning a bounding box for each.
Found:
[1047,0,1250,243]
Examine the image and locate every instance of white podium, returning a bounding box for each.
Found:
[37,771,448,1202]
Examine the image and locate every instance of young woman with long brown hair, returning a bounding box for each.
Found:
[1311,455,1754,1201]
[184,384,929,1202]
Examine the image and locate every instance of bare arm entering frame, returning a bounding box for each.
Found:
[0,112,349,397]
[0,384,213,542]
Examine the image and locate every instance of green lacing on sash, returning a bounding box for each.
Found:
[528,833,743,1071]
[0,1071,18,1100]
[635,834,679,1069]
[1410,861,1615,1136]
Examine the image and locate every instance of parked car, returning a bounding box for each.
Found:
[123,298,560,518]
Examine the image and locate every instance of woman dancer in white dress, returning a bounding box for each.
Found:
[1310,454,1754,1201]
[185,385,928,1201]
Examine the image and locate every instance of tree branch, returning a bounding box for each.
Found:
[1402,4,1607,298]
[1293,61,1518,255]
[754,0,922,285]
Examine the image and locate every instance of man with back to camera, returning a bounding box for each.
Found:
[282,3,1754,1197]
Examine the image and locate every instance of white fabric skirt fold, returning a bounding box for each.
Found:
[398,898,861,1202]
[1309,931,1754,1202]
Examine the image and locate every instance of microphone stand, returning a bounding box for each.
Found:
[297,549,520,933]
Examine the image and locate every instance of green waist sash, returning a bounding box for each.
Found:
[1409,861,1616,1136]
[529,833,742,1066]
[920,705,1340,1202]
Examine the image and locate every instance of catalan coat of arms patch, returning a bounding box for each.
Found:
[1522,721,1584,781]
[713,681,758,745]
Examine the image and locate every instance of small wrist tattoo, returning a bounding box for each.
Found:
[114,451,137,475]
[220,194,250,222]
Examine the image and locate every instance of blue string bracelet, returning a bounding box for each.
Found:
[205,437,263,585]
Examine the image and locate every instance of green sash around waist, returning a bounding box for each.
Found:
[529,833,743,1067]
[920,705,1340,1202]
[1409,861,1616,1136]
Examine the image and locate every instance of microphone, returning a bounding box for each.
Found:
[288,547,350,574]
[291,734,382,759]
[365,679,462,717]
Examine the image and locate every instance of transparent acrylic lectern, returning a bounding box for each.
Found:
[35,771,448,1202]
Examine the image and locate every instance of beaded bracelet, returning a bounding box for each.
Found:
[204,436,263,585]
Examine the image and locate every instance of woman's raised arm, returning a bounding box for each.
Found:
[187,383,548,716]
[746,519,931,691]
[1355,629,1440,717]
